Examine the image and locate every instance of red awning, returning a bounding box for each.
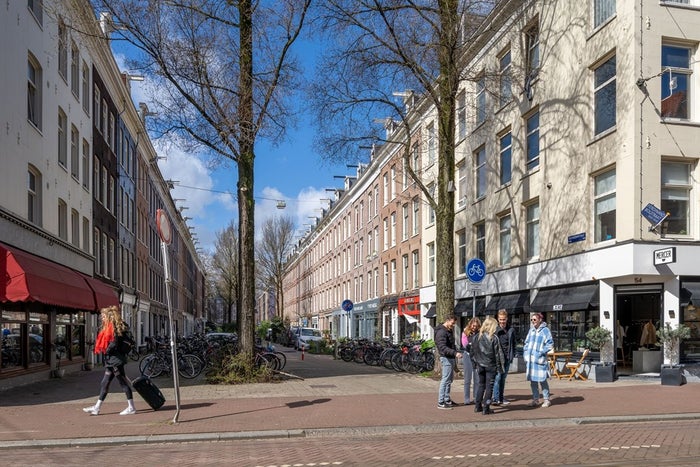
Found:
[82,276,118,311]
[0,242,96,310]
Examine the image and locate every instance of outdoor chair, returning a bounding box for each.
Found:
[564,348,589,381]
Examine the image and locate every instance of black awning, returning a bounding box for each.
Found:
[484,291,531,314]
[424,305,436,319]
[531,283,599,312]
[454,297,486,316]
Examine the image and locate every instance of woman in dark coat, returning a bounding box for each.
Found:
[470,316,505,415]
[83,306,136,416]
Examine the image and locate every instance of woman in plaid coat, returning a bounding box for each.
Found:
[523,312,554,408]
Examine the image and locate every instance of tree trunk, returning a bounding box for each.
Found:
[237,0,256,358]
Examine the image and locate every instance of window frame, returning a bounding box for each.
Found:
[475,146,487,199]
[594,168,617,242]
[594,0,616,29]
[661,44,692,120]
[526,110,540,171]
[661,161,692,236]
[499,131,512,186]
[58,108,67,168]
[526,201,540,259]
[594,54,617,135]
[499,48,512,108]
[499,214,512,266]
[28,54,42,129]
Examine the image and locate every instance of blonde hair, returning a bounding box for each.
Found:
[479,316,498,338]
[100,305,127,335]
[464,317,481,334]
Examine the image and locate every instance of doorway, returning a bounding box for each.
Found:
[615,284,663,374]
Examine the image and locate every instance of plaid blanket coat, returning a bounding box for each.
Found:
[523,322,554,382]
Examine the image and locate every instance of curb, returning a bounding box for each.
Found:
[3,413,699,450]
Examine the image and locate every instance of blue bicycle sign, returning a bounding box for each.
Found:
[466,258,486,283]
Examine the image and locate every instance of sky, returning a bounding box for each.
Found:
[113,41,354,254]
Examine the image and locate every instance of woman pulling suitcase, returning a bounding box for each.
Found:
[83,306,136,416]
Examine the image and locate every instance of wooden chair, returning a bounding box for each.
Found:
[564,349,590,381]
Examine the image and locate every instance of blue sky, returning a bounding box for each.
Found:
[113,41,353,254]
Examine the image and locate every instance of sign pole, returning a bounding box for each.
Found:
[156,209,181,424]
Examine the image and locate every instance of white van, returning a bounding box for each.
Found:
[295,327,323,351]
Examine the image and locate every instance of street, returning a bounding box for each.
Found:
[4,419,700,466]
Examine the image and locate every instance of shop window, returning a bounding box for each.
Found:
[1,308,49,372]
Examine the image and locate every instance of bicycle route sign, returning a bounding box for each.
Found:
[466,258,486,283]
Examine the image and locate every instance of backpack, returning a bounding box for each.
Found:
[117,330,135,355]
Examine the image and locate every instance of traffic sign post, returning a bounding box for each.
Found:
[465,258,486,318]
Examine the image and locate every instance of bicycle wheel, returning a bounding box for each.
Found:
[128,346,140,362]
[273,351,287,370]
[141,355,164,378]
[177,354,204,379]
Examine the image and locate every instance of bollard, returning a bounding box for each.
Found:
[301,347,305,360]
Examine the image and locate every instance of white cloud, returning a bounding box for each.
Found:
[157,147,214,219]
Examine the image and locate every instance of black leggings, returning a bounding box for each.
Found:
[98,364,133,401]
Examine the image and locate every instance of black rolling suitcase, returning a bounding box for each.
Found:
[132,375,166,410]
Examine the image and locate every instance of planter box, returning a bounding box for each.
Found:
[632,350,662,373]
[594,363,616,383]
[660,366,686,386]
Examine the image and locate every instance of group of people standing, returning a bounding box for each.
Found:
[435,309,554,413]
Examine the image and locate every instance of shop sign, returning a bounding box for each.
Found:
[654,247,676,266]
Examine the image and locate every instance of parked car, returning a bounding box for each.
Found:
[294,327,323,351]
[205,332,238,349]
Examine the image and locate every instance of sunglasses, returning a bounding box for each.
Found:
[530,318,538,322]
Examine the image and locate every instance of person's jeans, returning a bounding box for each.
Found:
[438,356,455,404]
[493,360,511,402]
[474,365,497,408]
[530,379,550,401]
[462,351,473,403]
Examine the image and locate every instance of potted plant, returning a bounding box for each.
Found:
[585,326,615,382]
[656,323,691,386]
[52,344,66,378]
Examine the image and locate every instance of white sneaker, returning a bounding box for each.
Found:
[119,407,136,415]
[541,400,551,408]
[82,406,100,415]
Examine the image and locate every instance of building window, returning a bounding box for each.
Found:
[82,61,90,114]
[101,233,107,276]
[383,263,389,294]
[527,202,540,258]
[101,99,108,135]
[28,0,43,24]
[383,173,389,205]
[94,228,100,273]
[499,214,511,266]
[457,161,467,207]
[661,45,691,119]
[70,125,79,178]
[383,217,389,250]
[390,165,396,200]
[499,49,512,108]
[412,143,420,173]
[594,0,616,28]
[109,238,115,280]
[71,209,80,247]
[594,55,616,135]
[427,242,436,283]
[101,167,107,205]
[457,229,467,274]
[594,169,616,242]
[28,54,42,129]
[58,199,68,241]
[661,162,691,235]
[58,19,67,80]
[391,212,396,246]
[58,108,67,167]
[476,76,486,126]
[402,254,409,290]
[94,87,101,130]
[499,131,512,185]
[412,250,420,288]
[412,198,420,235]
[70,41,79,97]
[457,91,467,139]
[27,165,42,226]
[525,22,540,78]
[109,113,115,149]
[526,111,540,171]
[93,156,99,198]
[475,221,485,261]
[390,260,397,293]
[427,183,436,225]
[475,146,486,198]
[402,204,409,241]
[82,139,89,188]
[427,122,436,165]
[82,217,90,253]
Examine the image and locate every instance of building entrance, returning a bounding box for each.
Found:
[615,285,663,374]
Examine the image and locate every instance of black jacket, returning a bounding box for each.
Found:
[471,332,505,373]
[104,332,131,367]
[495,325,517,363]
[435,324,458,358]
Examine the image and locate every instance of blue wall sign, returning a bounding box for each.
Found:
[567,232,586,244]
[466,258,486,283]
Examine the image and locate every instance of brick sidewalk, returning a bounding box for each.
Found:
[1,351,698,447]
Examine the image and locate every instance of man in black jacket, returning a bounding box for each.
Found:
[435,313,462,409]
[493,309,517,406]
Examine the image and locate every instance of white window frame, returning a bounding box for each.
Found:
[526,202,540,259]
[427,242,436,283]
[475,146,486,199]
[526,111,540,171]
[500,132,512,186]
[594,0,616,29]
[661,162,692,236]
[58,108,67,167]
[499,48,512,108]
[594,54,616,135]
[499,214,512,266]
[594,168,616,242]
[28,53,42,129]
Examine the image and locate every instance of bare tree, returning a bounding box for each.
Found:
[93,0,311,356]
[310,0,498,322]
[212,221,239,325]
[256,215,296,318]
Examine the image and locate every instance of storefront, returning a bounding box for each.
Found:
[397,295,420,341]
[0,242,118,381]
